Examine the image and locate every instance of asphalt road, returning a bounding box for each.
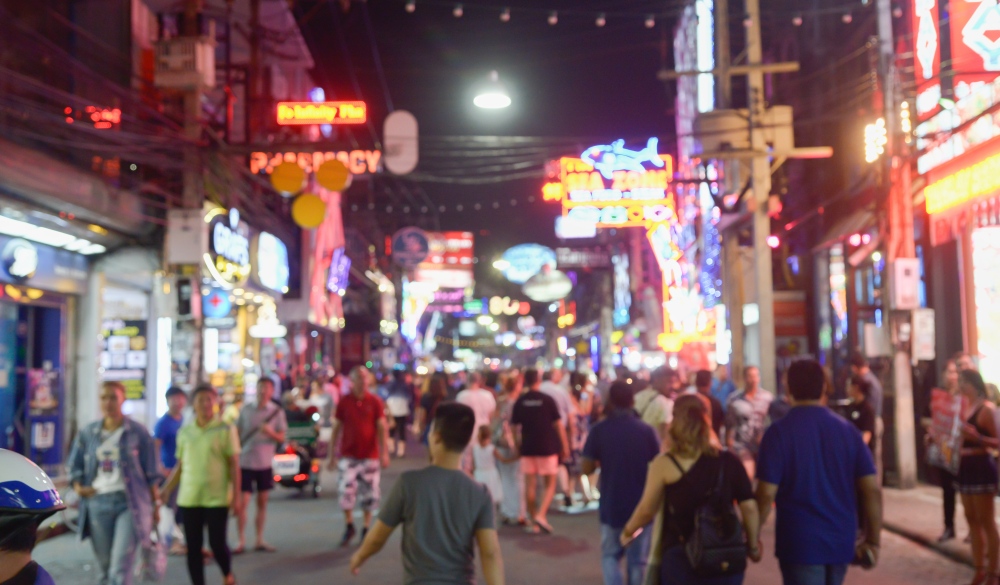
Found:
[35,451,974,585]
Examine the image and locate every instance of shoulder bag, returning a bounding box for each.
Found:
[680,457,747,577]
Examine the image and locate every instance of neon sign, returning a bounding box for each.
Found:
[276,101,367,125]
[544,139,674,229]
[557,300,576,329]
[205,208,251,288]
[489,296,530,316]
[913,0,941,120]
[925,148,1000,214]
[581,138,665,179]
[254,232,290,294]
[251,150,382,176]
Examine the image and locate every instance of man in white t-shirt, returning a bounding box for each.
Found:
[632,367,677,450]
[456,372,497,473]
[456,372,497,430]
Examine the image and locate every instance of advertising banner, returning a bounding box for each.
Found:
[26,368,61,475]
[100,320,149,400]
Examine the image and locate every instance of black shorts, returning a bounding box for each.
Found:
[241,468,275,493]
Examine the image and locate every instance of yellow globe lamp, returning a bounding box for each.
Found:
[270,161,306,195]
[291,193,326,229]
[316,159,352,192]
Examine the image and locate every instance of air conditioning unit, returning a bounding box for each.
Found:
[888,258,921,310]
[154,30,216,90]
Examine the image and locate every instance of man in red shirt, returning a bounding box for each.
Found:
[327,366,391,546]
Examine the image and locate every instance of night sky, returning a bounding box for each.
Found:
[296,0,679,293]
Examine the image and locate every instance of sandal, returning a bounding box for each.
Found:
[254,543,277,553]
[523,524,541,534]
[533,517,553,534]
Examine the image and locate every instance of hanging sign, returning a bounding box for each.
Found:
[99,320,148,400]
[250,150,382,176]
[543,138,675,229]
[206,208,251,288]
[391,227,431,270]
[253,232,290,294]
[326,246,352,295]
[499,244,557,284]
[276,101,367,125]
[556,247,611,269]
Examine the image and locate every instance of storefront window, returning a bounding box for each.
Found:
[972,227,1000,385]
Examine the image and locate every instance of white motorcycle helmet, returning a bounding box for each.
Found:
[0,448,65,549]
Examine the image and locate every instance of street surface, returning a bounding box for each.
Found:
[35,453,973,585]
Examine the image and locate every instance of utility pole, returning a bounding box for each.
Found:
[877,0,917,488]
[744,0,778,394]
[182,0,205,385]
[715,0,746,388]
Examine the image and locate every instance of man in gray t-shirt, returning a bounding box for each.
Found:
[350,402,504,585]
[235,379,287,553]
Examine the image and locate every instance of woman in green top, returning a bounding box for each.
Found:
[162,385,241,585]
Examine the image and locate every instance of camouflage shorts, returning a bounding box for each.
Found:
[338,458,381,511]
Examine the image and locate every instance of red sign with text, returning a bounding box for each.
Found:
[950,0,1000,96]
[912,0,941,120]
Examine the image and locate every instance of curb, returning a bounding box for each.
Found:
[883,520,974,568]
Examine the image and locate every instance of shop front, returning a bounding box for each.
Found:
[0,234,89,476]
[922,136,1000,383]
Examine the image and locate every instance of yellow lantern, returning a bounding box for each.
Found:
[270,161,306,194]
[291,193,326,229]
[316,159,351,192]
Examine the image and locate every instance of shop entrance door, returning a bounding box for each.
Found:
[0,296,66,474]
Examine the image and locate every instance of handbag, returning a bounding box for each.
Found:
[682,458,747,578]
[137,528,168,582]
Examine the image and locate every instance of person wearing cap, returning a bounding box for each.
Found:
[154,386,188,554]
[68,381,160,585]
[0,448,66,585]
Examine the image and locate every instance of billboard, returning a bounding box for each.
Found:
[413,232,475,290]
[950,0,1000,98]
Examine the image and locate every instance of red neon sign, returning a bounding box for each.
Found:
[276,101,367,126]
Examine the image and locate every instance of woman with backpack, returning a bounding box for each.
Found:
[619,394,761,584]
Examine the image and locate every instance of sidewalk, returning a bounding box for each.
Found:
[883,484,986,567]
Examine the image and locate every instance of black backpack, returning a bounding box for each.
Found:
[667,455,748,578]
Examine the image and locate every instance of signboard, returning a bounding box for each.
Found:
[427,288,466,313]
[913,0,942,120]
[26,368,62,474]
[0,235,88,295]
[253,232,290,294]
[950,0,1000,96]
[276,101,367,125]
[326,246,351,295]
[555,216,597,239]
[414,232,475,290]
[543,138,675,228]
[522,269,573,303]
[556,247,611,269]
[206,208,251,288]
[499,244,557,284]
[100,320,148,400]
[251,150,382,176]
[612,252,631,327]
[391,227,430,269]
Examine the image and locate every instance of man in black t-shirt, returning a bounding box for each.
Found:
[847,376,876,454]
[511,368,569,534]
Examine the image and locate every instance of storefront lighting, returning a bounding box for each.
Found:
[492,259,510,271]
[234,288,244,295]
[415,365,428,375]
[872,251,882,263]
[242,358,255,368]
[473,71,512,109]
[489,322,500,331]
[235,299,245,305]
[0,215,106,255]
[253,295,263,303]
[477,315,493,325]
[243,292,253,299]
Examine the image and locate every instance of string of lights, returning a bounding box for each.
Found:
[380,0,897,28]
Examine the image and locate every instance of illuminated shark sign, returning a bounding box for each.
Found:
[581,138,666,179]
[542,138,674,228]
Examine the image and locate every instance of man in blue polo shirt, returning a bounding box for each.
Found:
[755,359,882,585]
[582,381,661,585]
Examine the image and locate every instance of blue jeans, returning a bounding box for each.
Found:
[600,523,651,585]
[779,563,848,585]
[87,492,137,585]
[661,545,745,584]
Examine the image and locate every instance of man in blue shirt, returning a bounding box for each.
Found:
[153,386,187,553]
[582,382,661,585]
[755,359,882,585]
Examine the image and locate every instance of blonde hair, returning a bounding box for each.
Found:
[669,394,718,458]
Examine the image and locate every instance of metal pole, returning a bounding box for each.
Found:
[745,0,778,394]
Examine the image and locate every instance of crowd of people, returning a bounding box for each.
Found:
[4,351,1000,585]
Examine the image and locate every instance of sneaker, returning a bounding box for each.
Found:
[563,494,573,509]
[937,528,956,543]
[340,524,356,547]
[361,527,369,542]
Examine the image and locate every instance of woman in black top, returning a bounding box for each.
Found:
[955,370,1000,585]
[620,394,761,584]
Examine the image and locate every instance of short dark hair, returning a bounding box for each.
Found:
[165,386,186,399]
[609,381,634,410]
[432,401,476,452]
[850,353,868,369]
[191,384,217,400]
[787,359,826,401]
[523,368,540,389]
[961,369,988,398]
[695,370,713,388]
[651,367,676,385]
[0,516,39,552]
[257,378,275,389]
[850,376,872,399]
[542,370,553,382]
